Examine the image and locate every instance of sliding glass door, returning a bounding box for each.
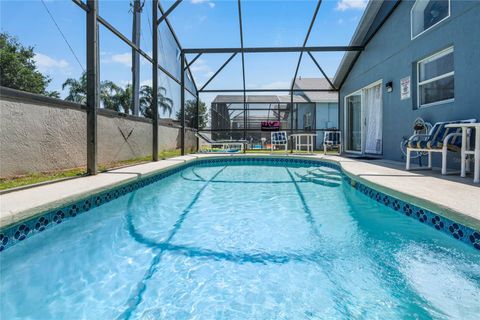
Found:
[344,81,383,155]
[345,92,362,152]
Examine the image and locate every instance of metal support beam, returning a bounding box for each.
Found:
[199,53,237,91]
[72,0,89,12]
[307,51,336,90]
[238,0,247,142]
[131,0,142,116]
[196,97,200,152]
[158,2,199,95]
[184,53,202,70]
[96,15,197,96]
[291,0,322,91]
[152,0,159,161]
[183,45,362,54]
[86,0,98,175]
[337,0,400,90]
[180,51,186,155]
[200,88,337,93]
[200,129,331,132]
[157,0,182,25]
[337,91,341,132]
[290,91,294,153]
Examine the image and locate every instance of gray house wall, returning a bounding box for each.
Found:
[339,0,480,166]
[316,103,339,149]
[294,102,338,149]
[316,103,339,130]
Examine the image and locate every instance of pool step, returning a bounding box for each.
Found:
[306,169,342,181]
[294,171,340,187]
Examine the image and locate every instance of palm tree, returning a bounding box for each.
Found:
[62,74,173,118]
[139,85,173,119]
[100,80,122,112]
[62,73,131,113]
[115,83,133,114]
[62,72,87,104]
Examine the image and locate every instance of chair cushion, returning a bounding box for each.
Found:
[408,119,476,151]
[272,132,287,144]
[408,139,460,151]
[429,119,475,149]
[324,131,341,145]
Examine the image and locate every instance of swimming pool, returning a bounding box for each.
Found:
[1,158,479,319]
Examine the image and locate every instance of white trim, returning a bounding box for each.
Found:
[411,0,451,40]
[419,71,454,86]
[344,90,363,154]
[418,98,454,109]
[417,46,454,65]
[416,46,454,108]
[362,80,383,155]
[343,79,383,155]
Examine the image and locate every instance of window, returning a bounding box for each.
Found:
[411,0,450,39]
[304,112,312,130]
[417,47,454,107]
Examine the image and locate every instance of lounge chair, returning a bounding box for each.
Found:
[196,132,247,153]
[271,131,288,152]
[406,119,476,174]
[323,130,342,155]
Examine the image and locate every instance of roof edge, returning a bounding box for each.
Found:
[333,0,392,89]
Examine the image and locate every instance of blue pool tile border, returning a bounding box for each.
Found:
[0,157,478,252]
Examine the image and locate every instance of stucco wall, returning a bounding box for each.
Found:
[339,1,480,166]
[0,88,197,178]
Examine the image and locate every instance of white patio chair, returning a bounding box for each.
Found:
[271,131,288,152]
[406,119,476,174]
[323,130,341,155]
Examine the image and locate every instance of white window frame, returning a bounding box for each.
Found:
[416,46,454,108]
[411,0,451,40]
[344,90,363,154]
[304,112,312,130]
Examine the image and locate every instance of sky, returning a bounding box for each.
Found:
[0,0,367,116]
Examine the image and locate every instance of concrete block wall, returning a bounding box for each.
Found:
[0,87,197,178]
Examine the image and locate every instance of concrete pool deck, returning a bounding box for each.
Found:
[1,153,479,231]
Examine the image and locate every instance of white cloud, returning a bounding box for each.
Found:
[336,0,368,11]
[101,52,132,67]
[111,53,131,67]
[260,81,290,90]
[140,79,152,87]
[34,53,70,73]
[190,58,213,78]
[191,0,215,8]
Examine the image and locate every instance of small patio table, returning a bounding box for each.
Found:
[445,123,480,183]
[291,133,317,153]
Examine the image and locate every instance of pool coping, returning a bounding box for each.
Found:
[1,153,479,233]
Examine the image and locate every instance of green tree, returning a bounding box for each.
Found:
[62,75,174,117]
[139,85,173,119]
[62,72,87,104]
[62,73,132,113]
[0,32,59,97]
[112,83,133,114]
[176,99,208,129]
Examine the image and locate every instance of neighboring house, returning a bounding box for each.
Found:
[210,78,338,149]
[335,0,480,166]
[294,78,339,148]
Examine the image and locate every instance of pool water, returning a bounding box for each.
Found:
[1,162,479,319]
